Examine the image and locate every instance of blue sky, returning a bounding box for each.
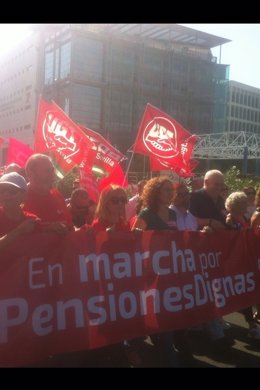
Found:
[0,24,259,89]
[181,24,260,89]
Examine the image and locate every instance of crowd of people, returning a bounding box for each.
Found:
[1,153,260,366]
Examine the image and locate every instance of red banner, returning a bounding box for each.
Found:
[7,138,34,167]
[1,230,260,366]
[34,99,92,174]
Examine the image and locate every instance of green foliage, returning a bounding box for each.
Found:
[224,166,259,192]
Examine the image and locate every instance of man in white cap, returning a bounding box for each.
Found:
[0,172,39,251]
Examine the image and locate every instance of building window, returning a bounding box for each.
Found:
[44,50,54,85]
[60,42,71,79]
[55,47,60,80]
[72,37,103,82]
[71,84,101,129]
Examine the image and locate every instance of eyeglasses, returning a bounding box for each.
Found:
[0,187,21,196]
[110,196,127,205]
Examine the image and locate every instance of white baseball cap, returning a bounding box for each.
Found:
[0,172,27,191]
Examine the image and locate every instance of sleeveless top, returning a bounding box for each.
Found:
[138,208,177,231]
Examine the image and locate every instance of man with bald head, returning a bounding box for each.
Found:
[189,170,234,349]
[190,169,226,231]
[23,154,72,233]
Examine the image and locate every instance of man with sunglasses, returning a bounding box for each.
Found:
[0,172,39,251]
[170,182,198,231]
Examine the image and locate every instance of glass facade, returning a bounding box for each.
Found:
[72,37,103,82]
[212,64,229,133]
[71,84,101,130]
[43,25,230,152]
[60,42,71,79]
[44,44,54,85]
[44,41,71,85]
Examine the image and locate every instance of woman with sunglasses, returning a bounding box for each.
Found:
[91,184,129,233]
[0,172,39,251]
[83,184,144,366]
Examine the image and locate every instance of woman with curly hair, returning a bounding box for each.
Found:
[132,176,177,231]
[132,176,179,366]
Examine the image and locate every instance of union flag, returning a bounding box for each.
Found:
[34,99,93,175]
[133,104,198,177]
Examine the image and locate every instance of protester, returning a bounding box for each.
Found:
[170,182,198,231]
[225,191,260,339]
[83,184,142,366]
[191,176,204,192]
[132,177,179,367]
[126,179,147,221]
[190,169,227,231]
[5,162,22,174]
[23,154,72,234]
[225,191,249,230]
[90,184,129,232]
[251,187,260,234]
[67,188,91,228]
[189,170,234,349]
[250,187,260,324]
[133,176,177,231]
[0,172,39,251]
[243,186,256,220]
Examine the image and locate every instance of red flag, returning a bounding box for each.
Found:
[79,165,100,203]
[0,136,4,147]
[7,138,33,167]
[98,163,128,192]
[34,99,93,175]
[79,125,126,175]
[150,156,199,177]
[133,104,198,174]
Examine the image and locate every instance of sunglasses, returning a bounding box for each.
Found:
[110,196,127,205]
[0,187,21,195]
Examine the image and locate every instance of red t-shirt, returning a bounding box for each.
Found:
[0,208,38,237]
[23,188,72,226]
[91,218,130,233]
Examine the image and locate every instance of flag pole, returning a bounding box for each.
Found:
[123,149,135,186]
[123,104,151,186]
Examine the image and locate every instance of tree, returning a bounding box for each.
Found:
[224,166,259,192]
